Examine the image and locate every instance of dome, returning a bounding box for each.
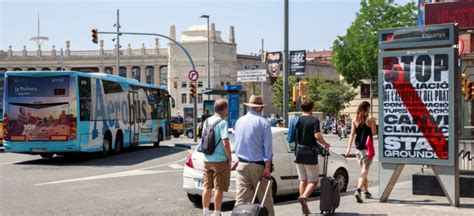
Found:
[180,25,224,43]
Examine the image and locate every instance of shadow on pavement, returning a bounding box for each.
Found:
[13,145,186,167]
[386,199,474,208]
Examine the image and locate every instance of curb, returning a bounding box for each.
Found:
[174,143,197,149]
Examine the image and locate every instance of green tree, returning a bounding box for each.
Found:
[332,0,417,87]
[271,75,326,113]
[317,82,357,116]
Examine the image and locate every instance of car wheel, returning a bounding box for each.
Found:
[154,130,163,147]
[114,132,123,154]
[173,134,180,138]
[186,130,193,139]
[40,153,54,159]
[187,193,202,206]
[271,177,277,199]
[333,168,348,192]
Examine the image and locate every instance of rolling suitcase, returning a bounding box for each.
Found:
[231,179,272,216]
[320,149,340,214]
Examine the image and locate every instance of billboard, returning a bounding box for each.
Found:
[290,50,306,76]
[425,1,474,29]
[379,47,457,166]
[266,52,282,78]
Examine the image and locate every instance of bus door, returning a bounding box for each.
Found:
[129,91,139,146]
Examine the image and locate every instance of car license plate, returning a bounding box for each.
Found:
[31,148,47,153]
[195,179,203,188]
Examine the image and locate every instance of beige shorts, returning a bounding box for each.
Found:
[356,150,373,168]
[296,163,320,182]
[203,161,231,192]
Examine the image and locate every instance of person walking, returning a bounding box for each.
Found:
[293,99,331,215]
[201,100,232,216]
[234,95,274,216]
[344,101,377,203]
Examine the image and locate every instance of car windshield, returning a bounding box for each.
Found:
[197,133,236,153]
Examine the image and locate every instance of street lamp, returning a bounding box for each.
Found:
[200,15,210,99]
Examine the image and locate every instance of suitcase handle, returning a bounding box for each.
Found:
[322,147,329,177]
[251,178,272,207]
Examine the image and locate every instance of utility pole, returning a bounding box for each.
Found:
[261,38,265,98]
[283,0,289,127]
[116,9,121,76]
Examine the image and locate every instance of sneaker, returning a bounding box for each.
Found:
[364,192,372,199]
[298,197,311,214]
[354,190,363,203]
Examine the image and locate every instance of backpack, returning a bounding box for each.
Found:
[287,116,300,143]
[201,118,223,155]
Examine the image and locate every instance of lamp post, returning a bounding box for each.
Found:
[200,15,210,100]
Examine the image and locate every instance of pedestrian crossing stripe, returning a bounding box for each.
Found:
[169,164,184,169]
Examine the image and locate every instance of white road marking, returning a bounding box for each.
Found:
[34,158,187,186]
[169,164,184,169]
[35,169,181,186]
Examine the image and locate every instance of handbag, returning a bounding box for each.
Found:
[295,144,318,164]
[366,135,375,159]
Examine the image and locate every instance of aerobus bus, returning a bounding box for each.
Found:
[0,72,4,147]
[3,71,173,158]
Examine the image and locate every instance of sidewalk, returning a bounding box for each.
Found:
[237,181,474,216]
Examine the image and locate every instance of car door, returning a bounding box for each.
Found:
[281,132,299,193]
[271,133,296,195]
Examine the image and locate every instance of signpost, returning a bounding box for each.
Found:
[378,23,460,207]
[237,69,266,94]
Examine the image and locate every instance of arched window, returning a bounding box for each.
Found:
[105,67,113,74]
[28,68,36,71]
[160,66,168,87]
[13,68,22,71]
[119,67,127,77]
[146,66,154,84]
[42,68,51,71]
[132,67,141,81]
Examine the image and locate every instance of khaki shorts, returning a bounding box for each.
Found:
[296,163,320,182]
[203,161,231,192]
[356,150,373,168]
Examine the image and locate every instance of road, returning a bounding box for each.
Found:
[0,135,421,216]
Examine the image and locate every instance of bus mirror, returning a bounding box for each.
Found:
[169,95,176,108]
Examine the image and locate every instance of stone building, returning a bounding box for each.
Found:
[0,24,340,118]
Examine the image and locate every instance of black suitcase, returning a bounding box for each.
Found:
[319,149,340,214]
[231,179,272,216]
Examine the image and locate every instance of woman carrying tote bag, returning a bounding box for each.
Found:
[344,101,377,203]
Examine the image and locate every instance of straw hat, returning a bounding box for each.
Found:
[244,95,266,107]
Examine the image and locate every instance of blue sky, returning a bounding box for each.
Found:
[1,0,414,54]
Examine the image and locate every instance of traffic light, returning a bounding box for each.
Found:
[462,73,467,96]
[467,82,474,100]
[173,81,177,89]
[299,81,308,100]
[91,28,98,44]
[190,82,197,98]
[292,85,298,104]
[262,51,268,64]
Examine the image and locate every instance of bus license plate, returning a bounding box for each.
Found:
[31,148,47,153]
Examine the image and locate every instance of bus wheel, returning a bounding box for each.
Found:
[40,153,54,159]
[154,130,162,147]
[102,135,111,157]
[114,132,123,154]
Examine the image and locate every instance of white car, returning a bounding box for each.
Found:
[182,127,349,205]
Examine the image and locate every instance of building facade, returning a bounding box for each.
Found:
[0,24,340,119]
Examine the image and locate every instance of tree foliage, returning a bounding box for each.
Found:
[332,0,417,87]
[317,82,357,116]
[271,76,326,113]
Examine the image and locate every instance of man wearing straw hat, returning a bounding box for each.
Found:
[234,95,274,216]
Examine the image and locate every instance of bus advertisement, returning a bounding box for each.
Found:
[3,71,172,158]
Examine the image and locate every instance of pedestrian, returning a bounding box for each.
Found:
[201,100,232,216]
[200,109,211,137]
[234,95,274,216]
[344,101,377,203]
[293,99,331,215]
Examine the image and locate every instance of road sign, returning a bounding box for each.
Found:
[237,69,266,77]
[188,70,199,81]
[237,76,266,82]
[244,64,259,70]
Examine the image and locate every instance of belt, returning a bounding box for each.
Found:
[238,158,265,166]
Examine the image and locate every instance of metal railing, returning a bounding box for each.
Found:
[5,48,167,57]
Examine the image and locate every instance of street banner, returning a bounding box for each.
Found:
[418,0,432,26]
[266,52,282,84]
[290,50,306,76]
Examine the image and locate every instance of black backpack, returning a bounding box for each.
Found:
[201,118,223,155]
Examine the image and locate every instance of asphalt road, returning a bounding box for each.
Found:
[0,135,421,216]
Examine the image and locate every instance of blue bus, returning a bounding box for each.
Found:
[3,71,173,158]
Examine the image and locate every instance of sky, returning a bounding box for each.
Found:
[0,0,415,55]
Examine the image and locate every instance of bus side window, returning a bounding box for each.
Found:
[79,77,92,121]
